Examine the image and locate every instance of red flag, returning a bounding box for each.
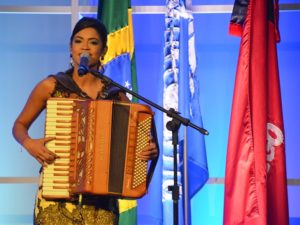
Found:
[223,0,289,224]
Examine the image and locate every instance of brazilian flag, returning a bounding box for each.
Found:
[98,0,138,103]
[97,1,138,225]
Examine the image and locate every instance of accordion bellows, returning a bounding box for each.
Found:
[42,98,154,199]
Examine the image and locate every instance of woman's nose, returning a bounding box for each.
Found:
[82,41,90,50]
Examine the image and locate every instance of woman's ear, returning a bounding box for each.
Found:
[69,45,72,54]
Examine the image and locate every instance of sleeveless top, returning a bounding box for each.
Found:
[50,69,124,101]
[34,69,123,225]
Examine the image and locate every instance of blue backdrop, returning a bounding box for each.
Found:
[0,1,299,224]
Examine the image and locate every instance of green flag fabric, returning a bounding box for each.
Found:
[98,0,138,102]
[97,1,138,224]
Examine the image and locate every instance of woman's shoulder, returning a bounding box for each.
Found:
[36,76,57,91]
[48,69,72,81]
[35,69,71,94]
[23,76,58,107]
[37,69,73,95]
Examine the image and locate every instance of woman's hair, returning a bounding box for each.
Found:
[70,17,108,49]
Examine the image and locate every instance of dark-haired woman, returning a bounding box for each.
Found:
[12,17,158,225]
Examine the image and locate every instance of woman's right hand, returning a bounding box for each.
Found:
[22,137,58,166]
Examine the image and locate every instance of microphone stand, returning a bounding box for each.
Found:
[90,69,209,225]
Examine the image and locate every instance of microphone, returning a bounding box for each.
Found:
[78,53,90,76]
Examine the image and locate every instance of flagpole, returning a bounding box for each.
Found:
[183,126,190,225]
[166,115,181,225]
[183,1,192,224]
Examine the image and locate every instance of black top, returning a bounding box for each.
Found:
[50,68,124,101]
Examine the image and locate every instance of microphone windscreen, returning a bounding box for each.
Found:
[78,53,90,76]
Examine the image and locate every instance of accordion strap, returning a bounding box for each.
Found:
[51,71,89,98]
[51,71,124,100]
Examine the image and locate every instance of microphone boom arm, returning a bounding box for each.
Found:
[90,69,209,135]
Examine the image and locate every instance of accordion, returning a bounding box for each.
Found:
[42,98,157,200]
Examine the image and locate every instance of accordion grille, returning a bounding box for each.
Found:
[133,116,152,188]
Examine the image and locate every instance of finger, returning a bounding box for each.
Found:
[145,142,156,150]
[140,145,157,155]
[45,149,58,159]
[42,145,58,158]
[44,137,56,143]
[42,161,48,167]
[38,149,55,163]
[42,155,55,165]
[43,151,57,163]
[36,157,44,165]
[138,152,157,161]
[36,155,48,166]
[45,158,55,165]
[38,152,48,162]
[149,134,154,141]
[147,142,157,151]
[138,155,150,162]
[138,150,157,161]
[46,155,56,163]
[140,149,155,157]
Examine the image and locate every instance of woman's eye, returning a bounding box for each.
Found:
[74,39,82,44]
[91,41,99,45]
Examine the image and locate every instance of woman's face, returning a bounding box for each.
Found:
[70,27,105,70]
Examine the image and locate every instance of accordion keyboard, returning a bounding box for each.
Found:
[42,99,77,199]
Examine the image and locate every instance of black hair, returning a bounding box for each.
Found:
[70,17,108,49]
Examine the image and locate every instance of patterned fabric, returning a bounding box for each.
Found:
[34,188,118,225]
[50,69,124,100]
[34,69,122,225]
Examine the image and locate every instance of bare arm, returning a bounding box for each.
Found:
[12,77,58,165]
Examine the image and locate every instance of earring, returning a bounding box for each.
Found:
[70,53,74,67]
[98,62,104,73]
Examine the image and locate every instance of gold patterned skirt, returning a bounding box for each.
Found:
[34,175,119,225]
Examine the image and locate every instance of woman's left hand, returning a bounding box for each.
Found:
[139,140,158,161]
